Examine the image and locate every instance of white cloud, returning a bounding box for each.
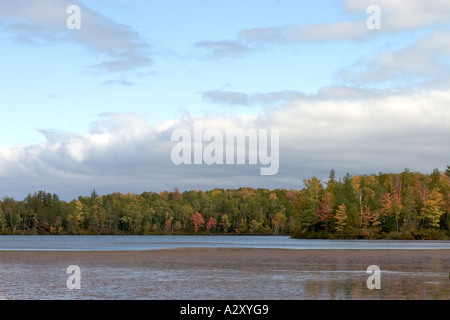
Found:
[344,0,450,30]
[0,0,152,72]
[341,29,450,85]
[239,21,370,44]
[202,90,250,105]
[101,79,137,87]
[236,0,450,44]
[201,90,305,106]
[194,40,252,60]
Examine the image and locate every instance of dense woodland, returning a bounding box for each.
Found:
[1,167,449,239]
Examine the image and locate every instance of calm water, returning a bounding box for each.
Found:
[0,236,448,300]
[0,235,449,251]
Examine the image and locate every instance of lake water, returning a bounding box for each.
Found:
[0,235,449,251]
[0,236,448,300]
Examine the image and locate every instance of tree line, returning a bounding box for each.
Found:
[1,167,449,239]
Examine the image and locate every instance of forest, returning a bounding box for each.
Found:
[0,167,449,239]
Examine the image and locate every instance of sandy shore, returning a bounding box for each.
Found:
[0,248,448,299]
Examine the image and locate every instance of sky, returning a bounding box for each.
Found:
[0,0,449,200]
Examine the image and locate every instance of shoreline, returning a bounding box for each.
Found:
[1,247,450,252]
[1,233,448,240]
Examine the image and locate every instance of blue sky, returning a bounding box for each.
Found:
[1,0,450,200]
[0,0,377,146]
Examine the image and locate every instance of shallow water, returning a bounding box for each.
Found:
[0,236,448,300]
[0,250,448,300]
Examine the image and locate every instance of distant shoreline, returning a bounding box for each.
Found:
[0,232,449,240]
[2,170,449,240]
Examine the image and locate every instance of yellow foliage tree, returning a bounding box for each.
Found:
[335,204,347,233]
[421,189,445,228]
[272,209,287,235]
[220,214,231,233]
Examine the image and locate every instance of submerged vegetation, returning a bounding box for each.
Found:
[1,167,449,239]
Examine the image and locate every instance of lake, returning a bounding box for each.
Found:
[0,236,448,300]
[0,235,449,251]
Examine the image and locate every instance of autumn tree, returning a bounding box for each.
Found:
[271,208,287,235]
[421,189,445,228]
[191,212,205,233]
[206,217,217,234]
[238,218,248,233]
[66,200,85,233]
[352,175,362,212]
[377,193,398,233]
[166,216,174,233]
[179,204,194,229]
[317,191,333,232]
[174,220,182,232]
[268,192,279,215]
[249,219,263,234]
[360,205,379,230]
[220,214,231,233]
[303,177,323,204]
[90,202,106,234]
[335,204,347,233]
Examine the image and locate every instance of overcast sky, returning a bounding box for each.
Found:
[1,0,449,200]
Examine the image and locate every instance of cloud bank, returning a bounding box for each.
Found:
[1,88,449,200]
